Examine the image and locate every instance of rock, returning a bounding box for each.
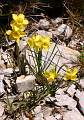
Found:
[0,102,4,117]
[57,24,67,35]
[36,30,52,38]
[0,115,6,120]
[34,106,42,114]
[34,117,44,120]
[38,19,50,29]
[55,24,72,39]
[0,80,5,95]
[51,18,63,25]
[19,38,28,52]
[41,106,53,118]
[55,94,77,109]
[22,117,29,120]
[16,75,35,92]
[45,116,56,120]
[0,74,4,80]
[75,89,81,98]
[34,107,44,120]
[43,43,80,71]
[3,68,13,75]
[45,96,56,103]
[63,108,84,120]
[65,25,72,39]
[79,99,84,114]
[21,113,29,120]
[55,114,62,120]
[79,78,84,88]
[75,91,84,114]
[67,84,76,97]
[56,88,67,95]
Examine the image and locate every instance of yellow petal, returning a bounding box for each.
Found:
[71,75,77,81]
[12,14,17,21]
[23,19,29,25]
[12,25,19,31]
[18,14,25,20]
[6,30,12,35]
[72,68,78,75]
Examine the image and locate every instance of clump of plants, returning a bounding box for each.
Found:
[0,12,79,119]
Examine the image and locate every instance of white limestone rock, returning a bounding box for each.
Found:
[34,117,44,120]
[57,24,67,35]
[38,19,50,29]
[36,30,52,38]
[3,68,13,75]
[55,94,77,109]
[79,78,84,88]
[34,106,42,115]
[65,25,72,39]
[34,106,44,120]
[75,91,84,114]
[55,114,62,120]
[16,75,35,92]
[41,106,53,118]
[19,38,28,52]
[55,24,72,39]
[63,108,84,120]
[51,17,63,25]
[43,43,80,72]
[56,87,67,95]
[67,84,76,97]
[45,116,56,120]
[0,80,5,95]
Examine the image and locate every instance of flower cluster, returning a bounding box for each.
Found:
[64,67,78,81]
[6,14,29,43]
[27,34,51,51]
[43,67,78,83]
[43,69,58,83]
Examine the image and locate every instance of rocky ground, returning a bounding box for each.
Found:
[0,16,84,120]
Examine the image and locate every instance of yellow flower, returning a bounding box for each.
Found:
[42,36,51,50]
[6,13,28,43]
[10,21,26,32]
[64,67,78,81]
[6,30,12,35]
[6,30,25,43]
[27,34,51,51]
[12,14,29,26]
[43,69,58,82]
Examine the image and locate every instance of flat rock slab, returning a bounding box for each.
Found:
[55,94,77,109]
[42,43,80,72]
[75,91,84,114]
[63,108,84,120]
[16,75,36,93]
[79,78,84,88]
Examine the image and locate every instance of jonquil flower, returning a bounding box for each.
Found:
[6,30,25,43]
[64,67,78,81]
[6,13,29,43]
[27,34,51,51]
[43,69,58,82]
[12,14,29,26]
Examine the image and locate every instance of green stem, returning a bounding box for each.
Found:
[35,50,42,74]
[14,42,19,65]
[37,50,42,74]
